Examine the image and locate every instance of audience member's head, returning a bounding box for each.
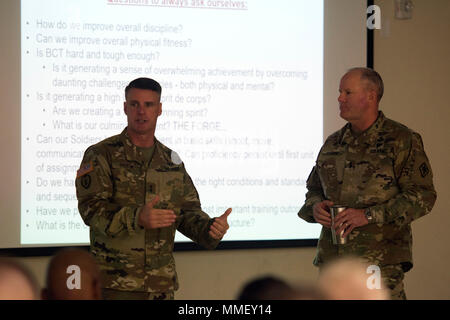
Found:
[42,247,102,300]
[237,275,299,300]
[317,257,390,300]
[289,282,325,300]
[0,258,40,300]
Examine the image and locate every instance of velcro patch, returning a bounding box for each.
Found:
[77,161,94,178]
[419,162,430,178]
[80,174,92,189]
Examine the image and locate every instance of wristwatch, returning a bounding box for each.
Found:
[364,208,373,223]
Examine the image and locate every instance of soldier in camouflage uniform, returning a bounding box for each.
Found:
[75,78,232,300]
[298,68,436,300]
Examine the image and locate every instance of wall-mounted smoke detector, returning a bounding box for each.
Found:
[395,0,414,20]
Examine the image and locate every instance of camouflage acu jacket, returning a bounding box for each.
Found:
[298,112,436,271]
[76,128,219,293]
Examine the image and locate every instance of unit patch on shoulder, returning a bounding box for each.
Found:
[80,174,92,189]
[419,162,430,178]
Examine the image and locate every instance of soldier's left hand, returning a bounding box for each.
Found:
[209,208,232,239]
[333,208,367,238]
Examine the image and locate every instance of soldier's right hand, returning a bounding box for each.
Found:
[313,200,333,228]
[138,195,176,229]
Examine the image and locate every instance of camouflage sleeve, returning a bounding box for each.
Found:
[298,166,325,223]
[177,166,220,250]
[75,146,141,238]
[369,132,437,226]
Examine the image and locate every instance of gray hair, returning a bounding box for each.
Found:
[348,67,384,102]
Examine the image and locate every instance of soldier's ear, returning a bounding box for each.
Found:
[158,103,162,116]
[368,89,377,103]
[124,101,128,115]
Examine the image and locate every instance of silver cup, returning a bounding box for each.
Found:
[330,205,348,245]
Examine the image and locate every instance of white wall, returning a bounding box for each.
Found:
[374,0,450,299]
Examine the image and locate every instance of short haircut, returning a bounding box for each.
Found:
[237,276,295,300]
[348,67,384,102]
[125,77,162,100]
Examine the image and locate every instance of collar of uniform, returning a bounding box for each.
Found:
[119,128,183,170]
[339,111,386,145]
[149,139,170,170]
[120,128,150,165]
[150,139,186,171]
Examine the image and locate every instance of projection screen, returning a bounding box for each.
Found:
[0,0,367,251]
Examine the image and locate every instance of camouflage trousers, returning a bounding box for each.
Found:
[102,288,174,300]
[380,264,407,300]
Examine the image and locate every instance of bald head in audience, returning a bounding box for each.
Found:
[318,257,390,300]
[0,258,39,300]
[42,248,102,300]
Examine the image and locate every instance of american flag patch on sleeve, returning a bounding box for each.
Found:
[77,161,94,178]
